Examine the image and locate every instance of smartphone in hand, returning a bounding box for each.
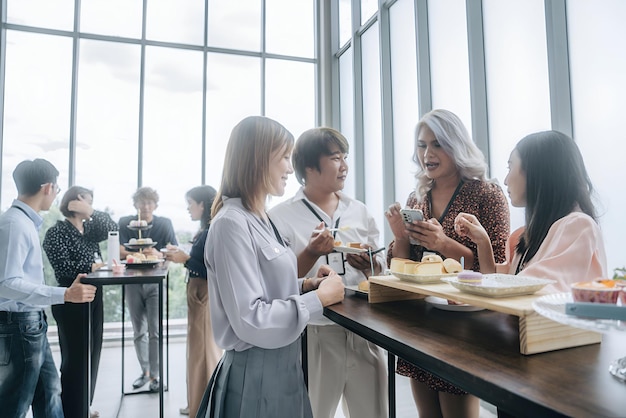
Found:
[400,208,424,224]
[400,209,423,245]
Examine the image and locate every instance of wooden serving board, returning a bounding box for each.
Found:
[368,276,602,355]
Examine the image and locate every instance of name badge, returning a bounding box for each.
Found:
[326,252,346,275]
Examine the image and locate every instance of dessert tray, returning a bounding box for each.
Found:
[333,246,368,254]
[123,241,158,250]
[122,259,163,269]
[533,292,626,383]
[442,274,556,298]
[365,275,601,354]
[392,271,456,284]
[533,292,626,334]
[126,224,153,232]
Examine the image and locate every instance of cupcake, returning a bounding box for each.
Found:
[571,279,621,304]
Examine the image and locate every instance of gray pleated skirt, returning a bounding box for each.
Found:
[197,339,312,418]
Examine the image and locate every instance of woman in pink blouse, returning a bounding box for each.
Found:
[456,130,607,290]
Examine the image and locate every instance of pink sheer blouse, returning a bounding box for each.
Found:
[501,212,607,292]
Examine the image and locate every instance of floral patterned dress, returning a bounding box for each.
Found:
[388,180,510,394]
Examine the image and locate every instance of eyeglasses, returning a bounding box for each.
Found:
[41,183,61,194]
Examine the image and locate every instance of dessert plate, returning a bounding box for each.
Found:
[392,271,456,284]
[425,296,484,312]
[345,284,368,297]
[126,224,153,232]
[123,241,158,250]
[442,274,555,297]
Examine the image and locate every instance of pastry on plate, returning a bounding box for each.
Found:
[443,258,463,273]
[358,280,370,292]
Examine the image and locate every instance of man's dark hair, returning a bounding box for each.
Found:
[12,159,59,196]
[292,127,349,185]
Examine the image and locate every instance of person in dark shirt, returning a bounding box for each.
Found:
[164,185,222,418]
[43,186,118,418]
[119,187,178,392]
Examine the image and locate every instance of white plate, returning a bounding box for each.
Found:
[126,224,153,232]
[392,271,456,284]
[345,284,368,297]
[533,292,626,333]
[442,274,556,298]
[123,241,158,250]
[334,246,368,254]
[425,296,484,312]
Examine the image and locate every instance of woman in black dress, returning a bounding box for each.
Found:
[43,186,118,418]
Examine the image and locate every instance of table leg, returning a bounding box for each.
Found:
[84,302,91,418]
[159,279,164,417]
[122,284,126,398]
[388,353,396,418]
[302,327,308,388]
[166,272,169,391]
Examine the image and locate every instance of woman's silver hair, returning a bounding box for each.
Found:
[414,109,488,200]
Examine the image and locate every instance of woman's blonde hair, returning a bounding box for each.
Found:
[414,109,487,201]
[212,116,294,217]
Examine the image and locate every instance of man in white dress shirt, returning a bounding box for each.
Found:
[269,127,388,418]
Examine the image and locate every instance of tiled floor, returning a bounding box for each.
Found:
[35,331,496,418]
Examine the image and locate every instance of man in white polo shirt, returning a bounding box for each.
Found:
[269,127,388,418]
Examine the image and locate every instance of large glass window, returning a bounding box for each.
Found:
[207,0,261,51]
[360,0,378,25]
[80,0,143,38]
[75,39,141,223]
[338,48,356,198]
[389,0,419,205]
[567,0,626,272]
[1,0,318,321]
[338,0,352,47]
[6,0,74,31]
[265,59,316,206]
[2,31,72,209]
[361,23,384,229]
[146,0,205,45]
[428,0,472,132]
[266,0,315,58]
[483,0,551,230]
[142,46,204,234]
[204,53,261,188]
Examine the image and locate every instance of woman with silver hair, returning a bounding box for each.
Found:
[385,109,510,418]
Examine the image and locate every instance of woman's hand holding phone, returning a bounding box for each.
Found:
[400,209,424,245]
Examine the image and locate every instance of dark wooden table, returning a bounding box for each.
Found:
[83,266,169,418]
[324,295,626,418]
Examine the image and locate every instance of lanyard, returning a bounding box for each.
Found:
[301,200,340,238]
[11,205,29,217]
[428,181,464,223]
[268,217,285,247]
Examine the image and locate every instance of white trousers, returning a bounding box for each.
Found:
[307,324,388,418]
